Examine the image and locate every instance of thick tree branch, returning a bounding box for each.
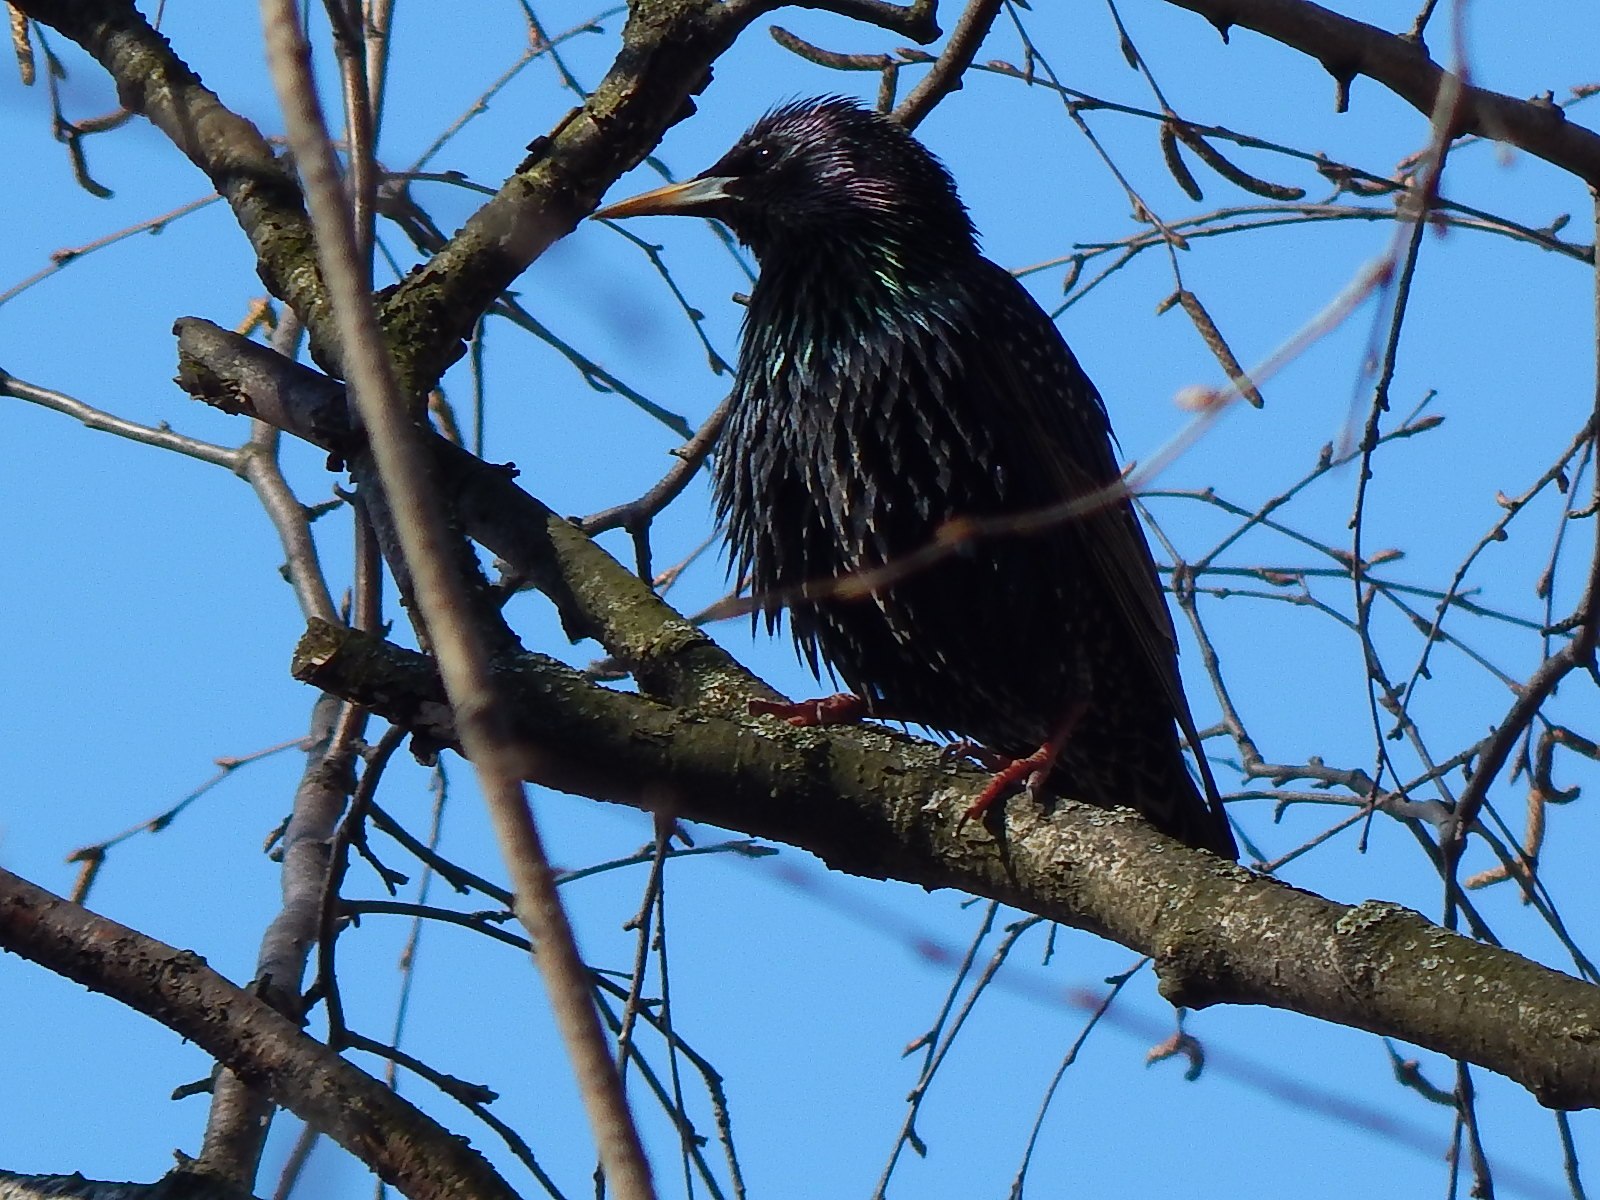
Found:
[14,0,930,395]
[893,0,1003,129]
[774,0,937,39]
[0,867,523,1200]
[290,619,1600,1112]
[372,0,754,394]
[169,315,1600,1116]
[1163,0,1600,185]
[374,0,944,394]
[0,1169,260,1200]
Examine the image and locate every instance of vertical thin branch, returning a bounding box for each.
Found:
[1558,1110,1590,1200]
[1454,1061,1496,1199]
[326,0,377,268]
[197,693,353,1187]
[256,7,655,1198]
[363,0,396,135]
[325,0,386,642]
[1347,211,1429,820]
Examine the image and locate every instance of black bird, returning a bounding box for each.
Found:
[595,97,1236,858]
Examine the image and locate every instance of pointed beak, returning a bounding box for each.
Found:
[592,175,736,220]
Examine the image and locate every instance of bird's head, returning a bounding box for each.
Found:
[593,97,977,264]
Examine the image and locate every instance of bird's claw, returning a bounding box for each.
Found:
[749,693,868,728]
[959,753,1041,825]
[940,738,1006,771]
[957,727,1073,827]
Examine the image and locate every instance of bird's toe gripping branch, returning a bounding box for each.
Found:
[749,692,869,727]
[960,704,1087,825]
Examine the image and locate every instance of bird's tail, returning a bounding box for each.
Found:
[1051,710,1237,859]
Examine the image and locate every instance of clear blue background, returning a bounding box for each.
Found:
[3,2,1597,1197]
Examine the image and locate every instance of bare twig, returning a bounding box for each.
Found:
[1442,191,1600,887]
[0,193,220,307]
[894,0,1005,129]
[258,7,654,1195]
[1,368,238,467]
[1161,0,1600,185]
[579,396,730,578]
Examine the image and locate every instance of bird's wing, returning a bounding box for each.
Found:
[965,264,1225,808]
[969,268,1179,680]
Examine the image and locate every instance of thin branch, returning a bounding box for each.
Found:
[580,397,729,540]
[873,905,1013,1197]
[257,7,655,1197]
[578,395,730,577]
[0,192,220,308]
[66,737,309,901]
[1007,963,1143,1198]
[243,309,342,625]
[1,368,239,467]
[1161,0,1600,185]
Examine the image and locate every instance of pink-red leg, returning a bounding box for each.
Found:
[961,703,1088,823]
[749,692,869,728]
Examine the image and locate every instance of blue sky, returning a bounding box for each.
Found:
[3,2,1598,1197]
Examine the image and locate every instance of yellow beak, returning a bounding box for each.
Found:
[591,175,736,220]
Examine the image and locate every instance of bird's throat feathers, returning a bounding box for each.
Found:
[744,227,977,357]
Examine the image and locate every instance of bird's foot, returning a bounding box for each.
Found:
[749,692,868,728]
[940,738,1008,772]
[960,742,1060,825]
[958,707,1085,826]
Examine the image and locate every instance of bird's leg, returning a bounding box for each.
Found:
[749,693,870,728]
[960,703,1089,824]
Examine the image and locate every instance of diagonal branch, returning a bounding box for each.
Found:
[0,864,524,1200]
[257,6,652,1195]
[172,317,763,711]
[892,0,1001,128]
[1,367,240,468]
[1163,0,1600,185]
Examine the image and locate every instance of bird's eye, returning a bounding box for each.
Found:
[750,144,777,168]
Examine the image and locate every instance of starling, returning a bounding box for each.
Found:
[595,97,1237,858]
